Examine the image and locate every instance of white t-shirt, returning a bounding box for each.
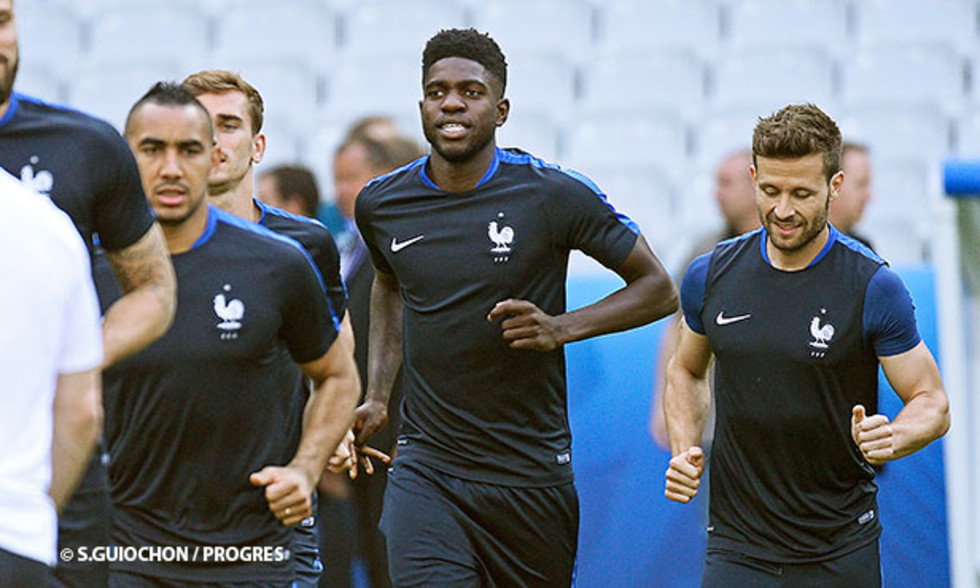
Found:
[0,169,103,565]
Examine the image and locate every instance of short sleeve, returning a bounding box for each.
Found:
[91,126,156,251]
[308,229,348,322]
[864,265,921,357]
[554,169,639,270]
[58,236,104,373]
[280,249,339,364]
[680,253,712,335]
[354,186,394,275]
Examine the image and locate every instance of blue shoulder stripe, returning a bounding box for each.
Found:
[497,148,639,234]
[364,156,427,190]
[836,225,886,265]
[255,198,328,230]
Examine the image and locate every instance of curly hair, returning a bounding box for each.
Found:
[422,28,507,96]
[752,103,842,182]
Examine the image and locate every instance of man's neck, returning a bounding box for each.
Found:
[208,175,260,222]
[427,144,496,192]
[162,205,210,255]
[766,225,831,272]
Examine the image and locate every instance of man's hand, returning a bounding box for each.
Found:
[327,429,392,479]
[665,446,705,504]
[487,299,568,351]
[249,465,315,526]
[851,404,894,466]
[353,399,388,446]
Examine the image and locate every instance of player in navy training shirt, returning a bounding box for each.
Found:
[101,82,360,586]
[353,29,678,587]
[182,69,384,587]
[664,103,949,588]
[0,3,177,586]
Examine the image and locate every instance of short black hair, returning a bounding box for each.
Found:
[261,164,320,218]
[422,28,507,96]
[125,81,212,137]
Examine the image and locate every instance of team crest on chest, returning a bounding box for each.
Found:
[213,284,245,340]
[487,212,514,263]
[20,155,54,196]
[808,308,835,358]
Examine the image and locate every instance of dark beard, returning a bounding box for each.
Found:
[0,55,18,106]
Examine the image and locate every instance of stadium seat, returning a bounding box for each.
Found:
[14,66,67,105]
[503,52,578,120]
[88,2,211,66]
[597,0,722,57]
[260,115,304,170]
[564,113,689,182]
[213,0,337,73]
[711,47,837,114]
[853,0,976,55]
[839,103,952,165]
[323,54,423,128]
[955,110,980,156]
[68,59,189,131]
[694,109,764,169]
[14,1,84,77]
[341,0,467,57]
[582,49,706,119]
[471,0,595,65]
[841,44,967,114]
[496,109,563,164]
[725,0,848,55]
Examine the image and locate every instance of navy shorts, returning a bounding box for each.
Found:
[0,546,53,587]
[291,491,322,587]
[55,450,110,588]
[380,459,578,588]
[702,539,881,588]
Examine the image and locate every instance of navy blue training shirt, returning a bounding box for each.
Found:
[0,92,155,255]
[102,207,338,584]
[356,147,640,487]
[680,225,921,562]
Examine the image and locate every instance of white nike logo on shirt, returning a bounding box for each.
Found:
[390,235,424,252]
[715,311,752,326]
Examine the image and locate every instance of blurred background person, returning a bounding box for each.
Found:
[317,121,423,588]
[831,141,875,250]
[258,164,322,219]
[650,148,760,448]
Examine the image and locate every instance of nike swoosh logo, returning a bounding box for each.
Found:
[715,311,752,326]
[390,235,424,252]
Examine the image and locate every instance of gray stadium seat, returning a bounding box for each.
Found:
[841,43,967,114]
[564,113,689,182]
[725,0,848,55]
[88,2,211,66]
[583,49,706,119]
[213,0,337,73]
[14,1,84,78]
[854,0,976,55]
[711,47,837,114]
[471,0,595,65]
[597,0,722,57]
[840,103,952,165]
[341,0,467,57]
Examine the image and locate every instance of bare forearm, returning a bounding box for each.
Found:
[558,272,678,345]
[50,371,102,512]
[664,359,710,456]
[365,274,403,406]
[104,225,176,367]
[291,368,360,485]
[890,390,950,460]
